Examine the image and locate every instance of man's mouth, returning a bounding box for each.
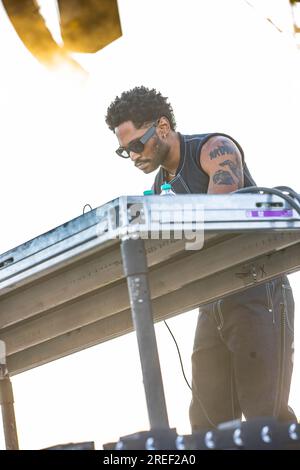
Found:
[135,160,149,170]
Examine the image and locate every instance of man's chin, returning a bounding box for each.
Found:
[138,164,155,174]
[142,166,155,174]
[136,159,159,174]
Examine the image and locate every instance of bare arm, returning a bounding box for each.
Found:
[200,135,244,194]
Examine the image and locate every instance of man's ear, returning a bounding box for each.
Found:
[157,116,171,136]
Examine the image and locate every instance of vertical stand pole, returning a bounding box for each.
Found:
[121,237,169,430]
[0,364,19,450]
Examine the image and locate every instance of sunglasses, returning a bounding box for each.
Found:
[116,122,157,158]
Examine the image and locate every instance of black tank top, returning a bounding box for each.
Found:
[152,132,256,194]
[152,132,288,303]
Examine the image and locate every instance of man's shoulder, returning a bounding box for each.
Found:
[182,132,213,141]
[182,132,237,147]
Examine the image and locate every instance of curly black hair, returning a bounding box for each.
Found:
[105,86,176,132]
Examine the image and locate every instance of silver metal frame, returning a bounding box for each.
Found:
[0,193,300,445]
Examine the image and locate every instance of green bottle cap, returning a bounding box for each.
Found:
[143,189,154,195]
[161,183,172,191]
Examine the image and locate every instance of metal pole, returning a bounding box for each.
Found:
[121,237,170,430]
[0,364,19,450]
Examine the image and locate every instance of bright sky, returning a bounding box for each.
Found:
[0,0,300,450]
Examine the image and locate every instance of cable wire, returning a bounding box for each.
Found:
[83,203,93,214]
[234,186,300,216]
[273,186,300,205]
[164,320,218,428]
[163,320,192,391]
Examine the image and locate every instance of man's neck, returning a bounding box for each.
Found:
[161,131,180,178]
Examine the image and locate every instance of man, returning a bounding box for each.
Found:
[105,86,296,430]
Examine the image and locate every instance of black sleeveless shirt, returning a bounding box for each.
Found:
[152,132,256,194]
[152,132,289,304]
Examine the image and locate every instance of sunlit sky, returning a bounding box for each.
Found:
[0,0,300,449]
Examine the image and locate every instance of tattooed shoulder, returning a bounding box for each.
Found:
[212,170,235,185]
[209,139,238,161]
[200,135,244,190]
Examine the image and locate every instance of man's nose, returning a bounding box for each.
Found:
[130,151,141,161]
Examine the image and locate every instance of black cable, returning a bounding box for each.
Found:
[273,186,300,205]
[164,319,217,428]
[83,203,93,214]
[233,186,300,216]
[163,320,192,391]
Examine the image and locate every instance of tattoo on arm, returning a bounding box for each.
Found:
[207,139,243,188]
[219,159,242,180]
[212,157,243,187]
[213,170,235,185]
[209,140,236,160]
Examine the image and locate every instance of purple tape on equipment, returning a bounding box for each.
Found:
[246,209,293,218]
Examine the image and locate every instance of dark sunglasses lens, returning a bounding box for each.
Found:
[116,125,155,158]
[116,148,130,158]
[129,141,144,154]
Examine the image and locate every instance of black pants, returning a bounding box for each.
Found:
[189,275,296,430]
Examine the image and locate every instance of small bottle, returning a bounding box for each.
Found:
[143,189,155,196]
[160,182,176,196]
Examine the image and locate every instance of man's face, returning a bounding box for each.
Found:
[115,120,168,174]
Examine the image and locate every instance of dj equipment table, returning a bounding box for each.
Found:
[1,193,300,448]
